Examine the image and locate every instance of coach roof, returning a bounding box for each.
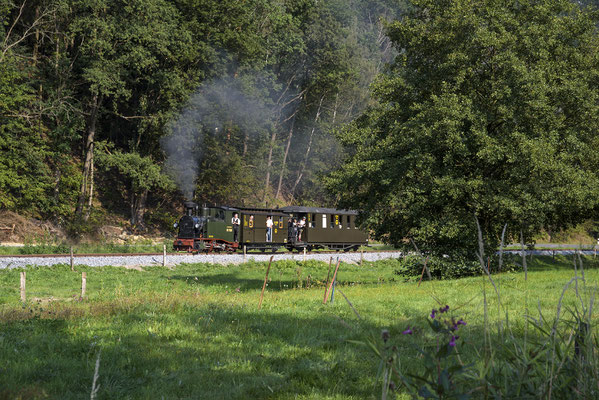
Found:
[279,206,359,215]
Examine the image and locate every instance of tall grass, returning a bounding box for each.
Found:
[351,228,599,399]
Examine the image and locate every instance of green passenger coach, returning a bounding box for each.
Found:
[173,202,368,253]
[280,206,368,251]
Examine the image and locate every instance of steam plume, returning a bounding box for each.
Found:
[161,75,275,200]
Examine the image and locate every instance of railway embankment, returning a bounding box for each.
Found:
[0,251,404,269]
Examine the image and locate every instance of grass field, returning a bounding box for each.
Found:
[0,255,597,399]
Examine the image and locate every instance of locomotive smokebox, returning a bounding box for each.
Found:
[184,201,198,216]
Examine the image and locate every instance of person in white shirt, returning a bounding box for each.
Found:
[231,213,240,242]
[298,216,306,241]
[266,216,273,242]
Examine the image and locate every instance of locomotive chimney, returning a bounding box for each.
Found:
[184,201,198,216]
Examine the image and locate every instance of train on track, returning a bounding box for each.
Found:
[173,202,368,253]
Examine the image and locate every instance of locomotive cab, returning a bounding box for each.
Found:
[173,203,239,252]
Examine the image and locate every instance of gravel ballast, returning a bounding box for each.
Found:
[0,251,404,269]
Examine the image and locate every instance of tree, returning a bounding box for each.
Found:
[327,0,599,256]
[69,0,199,220]
[0,1,59,216]
[283,0,405,204]
[95,144,174,230]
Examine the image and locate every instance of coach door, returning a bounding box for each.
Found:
[243,213,255,243]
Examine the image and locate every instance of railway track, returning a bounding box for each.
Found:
[0,247,595,259]
[0,249,400,259]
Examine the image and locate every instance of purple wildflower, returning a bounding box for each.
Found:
[450,318,467,331]
[430,309,438,319]
[440,305,450,313]
[402,327,413,335]
[449,335,459,347]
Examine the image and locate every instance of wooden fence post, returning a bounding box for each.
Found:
[81,272,87,298]
[303,247,306,263]
[323,257,333,303]
[162,245,166,267]
[20,271,26,303]
[324,258,341,304]
[417,256,429,287]
[258,255,274,310]
[70,246,74,271]
[330,280,337,303]
[360,250,363,266]
[243,245,247,263]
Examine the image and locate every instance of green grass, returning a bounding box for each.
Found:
[0,256,597,399]
[0,242,174,255]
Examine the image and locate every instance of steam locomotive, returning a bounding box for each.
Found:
[173,202,368,252]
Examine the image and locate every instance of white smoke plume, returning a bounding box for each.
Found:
[161,75,278,200]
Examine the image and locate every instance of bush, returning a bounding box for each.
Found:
[65,210,105,239]
[394,255,521,280]
[19,242,70,254]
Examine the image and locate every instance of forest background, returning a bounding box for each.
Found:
[3,0,599,255]
[0,0,402,237]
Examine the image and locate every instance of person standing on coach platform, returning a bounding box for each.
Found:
[266,216,273,242]
[232,213,240,242]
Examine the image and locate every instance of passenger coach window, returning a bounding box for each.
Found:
[346,215,351,229]
[310,214,316,228]
[278,216,284,228]
[322,214,327,228]
[330,214,335,228]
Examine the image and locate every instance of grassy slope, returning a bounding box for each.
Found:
[0,256,597,399]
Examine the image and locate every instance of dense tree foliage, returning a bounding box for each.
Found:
[328,0,599,255]
[5,0,597,253]
[0,0,402,233]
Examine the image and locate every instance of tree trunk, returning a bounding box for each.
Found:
[85,151,94,221]
[243,131,249,157]
[275,116,295,200]
[263,129,278,205]
[131,188,148,231]
[52,168,61,222]
[291,94,325,198]
[76,94,101,218]
[32,7,39,63]
[331,92,339,125]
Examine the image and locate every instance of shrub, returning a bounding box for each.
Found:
[394,255,521,280]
